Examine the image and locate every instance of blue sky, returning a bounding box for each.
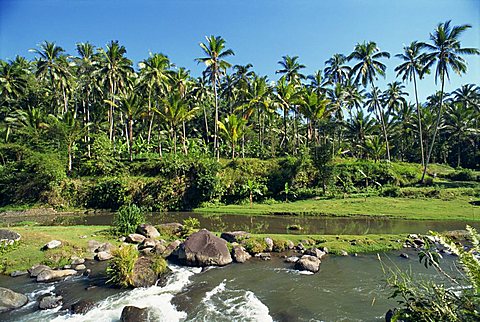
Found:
[1,0,479,101]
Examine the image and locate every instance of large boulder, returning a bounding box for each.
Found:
[96,242,115,253]
[232,245,251,263]
[294,255,321,273]
[157,223,183,236]
[87,240,102,252]
[264,238,274,252]
[138,238,156,250]
[220,231,250,243]
[305,248,327,259]
[120,306,149,322]
[131,256,171,288]
[176,229,232,266]
[36,269,77,282]
[95,251,113,261]
[162,240,181,258]
[38,295,63,310]
[70,299,95,314]
[0,287,28,313]
[136,224,160,239]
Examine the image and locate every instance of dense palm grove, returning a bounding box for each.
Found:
[0,21,479,209]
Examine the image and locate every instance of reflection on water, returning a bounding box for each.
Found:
[3,211,479,235]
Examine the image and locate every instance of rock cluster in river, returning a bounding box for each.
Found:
[0,287,28,313]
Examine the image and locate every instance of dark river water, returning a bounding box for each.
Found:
[0,251,460,322]
[3,211,480,235]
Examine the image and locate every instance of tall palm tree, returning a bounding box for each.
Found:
[0,59,29,108]
[298,88,331,146]
[116,93,145,161]
[138,53,172,144]
[98,40,133,141]
[324,54,351,85]
[276,55,306,84]
[348,41,390,159]
[196,35,234,160]
[420,20,479,181]
[395,41,428,166]
[275,76,298,152]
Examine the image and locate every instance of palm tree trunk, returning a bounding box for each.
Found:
[202,103,210,145]
[213,75,219,160]
[129,118,133,161]
[147,88,153,144]
[421,70,445,182]
[413,73,425,167]
[372,82,391,161]
[182,121,188,155]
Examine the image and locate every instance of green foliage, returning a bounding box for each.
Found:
[106,245,138,288]
[151,255,168,275]
[181,217,200,236]
[384,226,480,321]
[242,238,268,254]
[381,186,401,197]
[79,133,124,176]
[311,143,334,194]
[112,204,145,235]
[448,169,477,182]
[88,177,130,210]
[272,238,289,252]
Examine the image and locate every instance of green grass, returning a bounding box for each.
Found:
[0,225,114,274]
[196,195,480,221]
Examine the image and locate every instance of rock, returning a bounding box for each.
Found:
[70,299,95,314]
[36,269,77,282]
[87,240,102,252]
[286,240,295,250]
[10,270,28,277]
[0,229,21,246]
[96,242,115,253]
[220,231,250,243]
[28,264,51,277]
[385,308,396,322]
[254,252,271,260]
[285,256,299,263]
[136,224,160,239]
[131,256,171,288]
[38,295,62,310]
[71,257,85,265]
[0,287,28,313]
[75,264,87,271]
[232,245,251,263]
[95,251,113,261]
[157,223,183,236]
[294,255,321,273]
[162,240,181,258]
[320,247,329,254]
[63,265,72,269]
[42,240,62,250]
[305,248,327,259]
[413,238,425,247]
[140,248,153,256]
[126,234,146,244]
[399,253,409,259]
[176,229,232,266]
[296,243,305,251]
[120,306,149,322]
[339,250,349,256]
[83,269,92,276]
[139,238,156,250]
[264,238,274,252]
[153,244,167,255]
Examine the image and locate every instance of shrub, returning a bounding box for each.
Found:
[242,238,268,254]
[88,177,130,210]
[181,217,200,237]
[272,239,289,252]
[151,255,168,275]
[106,245,138,288]
[381,186,401,197]
[448,169,476,182]
[112,204,145,235]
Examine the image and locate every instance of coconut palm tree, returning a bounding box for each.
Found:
[217,113,247,159]
[138,53,172,144]
[275,76,298,152]
[116,93,146,161]
[196,35,234,160]
[276,55,306,84]
[324,54,351,85]
[420,20,480,181]
[98,40,134,141]
[298,88,331,146]
[395,41,428,166]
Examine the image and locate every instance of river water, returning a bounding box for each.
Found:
[0,251,459,322]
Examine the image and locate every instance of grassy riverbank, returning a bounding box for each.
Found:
[196,195,479,221]
[0,225,405,275]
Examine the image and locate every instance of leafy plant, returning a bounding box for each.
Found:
[181,217,200,237]
[112,204,145,235]
[106,245,138,288]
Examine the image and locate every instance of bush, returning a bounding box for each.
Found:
[112,204,145,235]
[181,217,200,237]
[381,186,401,197]
[448,169,476,182]
[88,177,130,210]
[242,238,268,254]
[272,239,289,252]
[151,255,168,275]
[106,245,138,288]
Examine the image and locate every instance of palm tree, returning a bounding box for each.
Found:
[420,21,479,181]
[307,70,327,97]
[31,41,72,114]
[98,40,133,141]
[275,76,298,151]
[298,88,331,146]
[324,54,351,85]
[395,41,428,166]
[0,59,29,106]
[196,35,234,160]
[138,53,172,144]
[116,93,145,161]
[217,114,247,159]
[276,55,306,84]
[348,41,390,159]
[344,110,377,158]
